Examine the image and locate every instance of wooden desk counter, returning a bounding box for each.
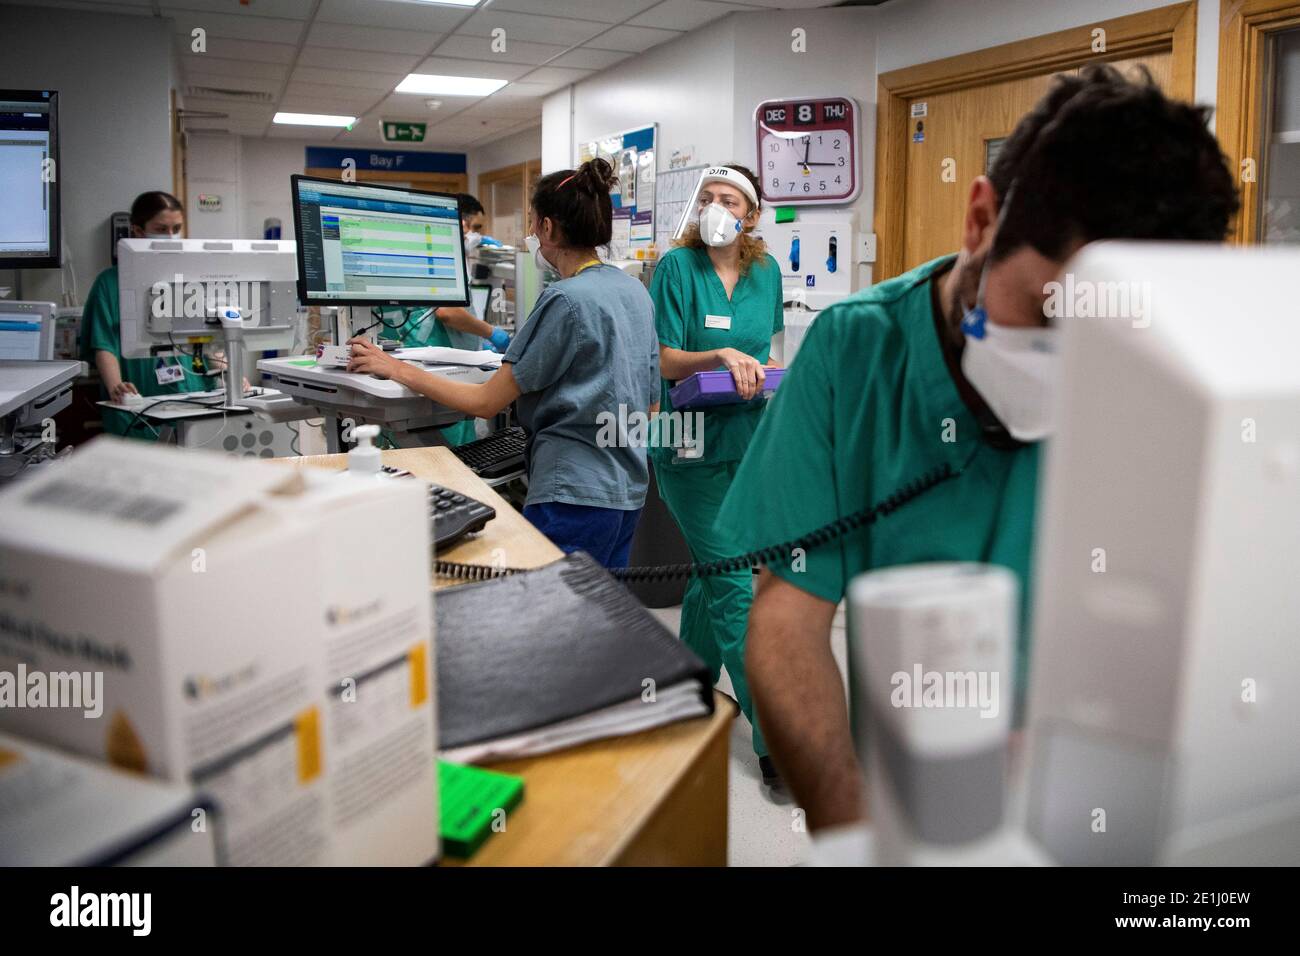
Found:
[279,446,733,865]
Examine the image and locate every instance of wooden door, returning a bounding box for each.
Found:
[902,53,1173,270]
[875,2,1197,280]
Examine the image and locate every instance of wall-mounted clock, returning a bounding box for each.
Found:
[753,95,859,205]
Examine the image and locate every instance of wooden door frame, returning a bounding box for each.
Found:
[477,158,541,210]
[1217,0,1300,243]
[873,2,1197,281]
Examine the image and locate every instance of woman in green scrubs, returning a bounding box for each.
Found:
[649,164,783,779]
[80,191,209,440]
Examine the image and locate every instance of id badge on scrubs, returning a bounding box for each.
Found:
[704,314,732,331]
[155,363,184,385]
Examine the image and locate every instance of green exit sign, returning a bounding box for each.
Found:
[381,120,427,143]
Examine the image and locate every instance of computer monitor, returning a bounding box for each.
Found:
[117,239,299,360]
[0,301,55,361]
[0,90,60,269]
[291,175,470,308]
[1023,242,1300,865]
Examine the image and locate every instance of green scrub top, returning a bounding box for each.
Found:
[649,246,783,468]
[716,255,1040,709]
[378,306,476,446]
[80,266,208,439]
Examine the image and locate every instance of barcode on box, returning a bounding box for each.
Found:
[26,480,181,525]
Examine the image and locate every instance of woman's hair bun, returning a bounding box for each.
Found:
[576,157,618,193]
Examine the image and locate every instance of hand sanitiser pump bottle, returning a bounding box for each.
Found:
[348,424,382,475]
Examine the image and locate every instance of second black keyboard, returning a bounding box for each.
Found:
[451,426,527,479]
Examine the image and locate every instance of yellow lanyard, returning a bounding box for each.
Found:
[572,259,602,276]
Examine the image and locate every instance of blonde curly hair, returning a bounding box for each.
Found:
[673,163,767,273]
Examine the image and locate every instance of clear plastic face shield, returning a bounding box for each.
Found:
[671,166,760,247]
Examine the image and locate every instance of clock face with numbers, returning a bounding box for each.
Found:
[754,96,858,205]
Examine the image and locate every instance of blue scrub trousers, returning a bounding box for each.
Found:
[524,502,643,569]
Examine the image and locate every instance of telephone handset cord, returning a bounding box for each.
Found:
[434,457,965,583]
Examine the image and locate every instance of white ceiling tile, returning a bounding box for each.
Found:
[456,98,543,121]
[169,11,307,44]
[289,65,406,91]
[181,100,278,120]
[296,46,421,74]
[627,0,757,32]
[283,83,384,108]
[181,56,289,82]
[19,0,152,13]
[522,66,595,87]
[184,71,282,96]
[161,0,314,17]
[278,91,373,110]
[266,125,337,139]
[586,24,683,53]
[493,81,554,99]
[370,93,475,116]
[316,0,469,33]
[455,9,605,47]
[305,21,440,56]
[547,47,634,71]
[176,36,300,64]
[486,0,660,24]
[432,34,568,67]
[717,0,835,6]
[409,56,531,81]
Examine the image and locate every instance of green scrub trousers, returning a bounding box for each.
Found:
[656,460,765,754]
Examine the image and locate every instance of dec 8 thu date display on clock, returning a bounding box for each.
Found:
[754,95,860,205]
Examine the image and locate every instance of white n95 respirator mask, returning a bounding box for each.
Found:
[960,306,1059,443]
[699,203,741,247]
[525,234,556,275]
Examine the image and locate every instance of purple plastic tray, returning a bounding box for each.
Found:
[669,368,785,409]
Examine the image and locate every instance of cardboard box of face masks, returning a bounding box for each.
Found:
[0,436,438,866]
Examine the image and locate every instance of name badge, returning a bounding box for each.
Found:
[155,364,184,385]
[704,314,732,330]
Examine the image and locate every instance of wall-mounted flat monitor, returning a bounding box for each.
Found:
[0,90,60,270]
[291,174,469,308]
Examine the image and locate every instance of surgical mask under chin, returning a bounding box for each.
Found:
[463,232,482,253]
[960,303,1059,443]
[525,234,555,274]
[698,203,741,247]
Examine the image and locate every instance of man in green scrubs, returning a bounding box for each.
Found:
[377,305,478,446]
[651,164,783,771]
[716,66,1239,829]
[376,193,508,447]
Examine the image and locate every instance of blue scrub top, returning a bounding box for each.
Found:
[504,263,659,510]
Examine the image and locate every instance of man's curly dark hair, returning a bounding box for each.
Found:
[988,63,1239,261]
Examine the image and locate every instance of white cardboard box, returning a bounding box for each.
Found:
[0,730,217,866]
[0,436,438,866]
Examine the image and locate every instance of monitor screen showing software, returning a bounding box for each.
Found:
[292,175,469,307]
[0,90,60,269]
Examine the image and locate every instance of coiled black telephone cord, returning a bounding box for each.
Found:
[433,460,960,583]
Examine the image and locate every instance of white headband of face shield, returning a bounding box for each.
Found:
[671,166,759,241]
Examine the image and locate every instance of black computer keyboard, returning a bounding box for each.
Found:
[379,465,496,551]
[428,483,496,551]
[451,426,527,479]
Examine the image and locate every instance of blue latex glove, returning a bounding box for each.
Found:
[489,327,511,353]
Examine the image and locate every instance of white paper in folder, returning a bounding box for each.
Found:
[394,346,502,368]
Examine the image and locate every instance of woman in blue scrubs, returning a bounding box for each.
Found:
[345,159,660,569]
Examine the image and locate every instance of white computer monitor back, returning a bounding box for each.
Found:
[1024,242,1300,865]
